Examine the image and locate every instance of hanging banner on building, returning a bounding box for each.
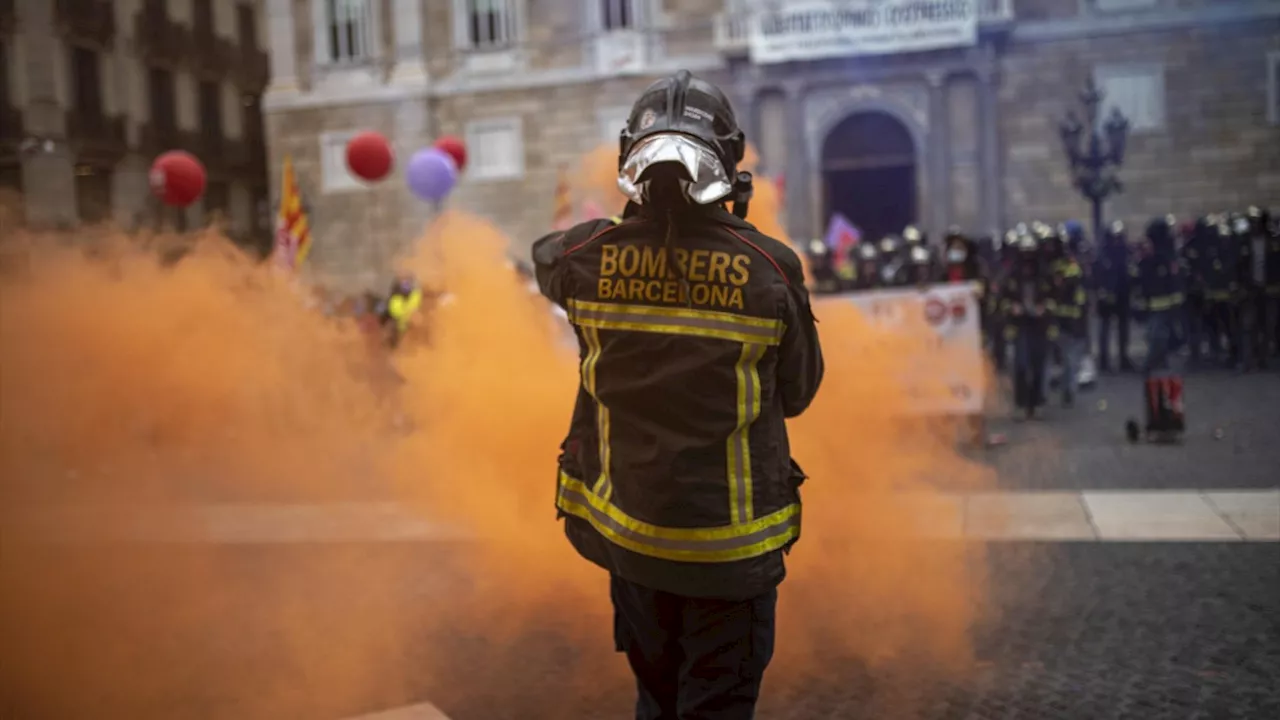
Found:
[816,282,986,416]
[749,0,979,65]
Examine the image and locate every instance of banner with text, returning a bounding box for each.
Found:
[817,283,986,416]
[748,0,979,65]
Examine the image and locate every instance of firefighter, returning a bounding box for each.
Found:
[1044,228,1088,407]
[1256,206,1280,359]
[987,230,1020,372]
[1132,216,1186,375]
[907,243,934,287]
[805,239,840,294]
[942,229,983,285]
[851,242,881,291]
[531,70,823,720]
[1094,221,1136,373]
[1242,206,1277,368]
[1202,218,1237,364]
[1000,231,1053,419]
[903,224,927,249]
[1181,217,1213,368]
[877,234,909,287]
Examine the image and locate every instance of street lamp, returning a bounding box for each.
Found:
[1058,77,1130,247]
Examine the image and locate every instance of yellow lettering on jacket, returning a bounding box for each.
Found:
[596,244,750,310]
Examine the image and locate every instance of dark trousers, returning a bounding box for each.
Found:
[1013,327,1048,413]
[610,574,777,720]
[1097,305,1131,370]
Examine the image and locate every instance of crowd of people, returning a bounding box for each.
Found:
[804,206,1280,419]
[313,274,428,350]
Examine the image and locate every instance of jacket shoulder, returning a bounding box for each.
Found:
[729,222,807,287]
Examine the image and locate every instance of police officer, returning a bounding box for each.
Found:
[1132,216,1186,375]
[1094,221,1136,373]
[1000,232,1052,419]
[1044,228,1087,407]
[532,70,824,719]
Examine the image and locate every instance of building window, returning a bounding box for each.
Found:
[1268,51,1279,126]
[74,165,113,224]
[237,3,258,47]
[70,46,103,116]
[457,0,520,51]
[597,106,631,144]
[322,0,375,65]
[1094,63,1165,132]
[319,131,366,193]
[198,81,222,140]
[465,118,525,180]
[601,0,636,31]
[148,67,177,135]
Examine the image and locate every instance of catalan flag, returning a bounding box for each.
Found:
[273,156,313,270]
[551,165,573,231]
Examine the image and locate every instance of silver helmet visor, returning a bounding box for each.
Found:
[617,133,733,206]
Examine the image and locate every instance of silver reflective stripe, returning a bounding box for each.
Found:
[729,342,766,525]
[567,300,784,346]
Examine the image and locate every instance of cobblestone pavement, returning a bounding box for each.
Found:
[980,369,1280,491]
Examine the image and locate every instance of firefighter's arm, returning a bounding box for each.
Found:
[531,231,569,308]
[777,282,824,418]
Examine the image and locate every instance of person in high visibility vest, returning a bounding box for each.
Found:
[383,275,422,348]
[532,70,823,719]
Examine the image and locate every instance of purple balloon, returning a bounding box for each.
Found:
[406,148,458,202]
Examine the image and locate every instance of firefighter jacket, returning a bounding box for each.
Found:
[1203,239,1237,304]
[1132,253,1185,314]
[532,206,824,601]
[1267,228,1280,298]
[1048,258,1087,337]
[1093,244,1131,312]
[998,269,1053,340]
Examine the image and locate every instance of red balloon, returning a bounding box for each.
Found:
[149,151,206,208]
[434,135,467,172]
[346,131,394,182]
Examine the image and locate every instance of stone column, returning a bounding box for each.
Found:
[388,0,427,84]
[926,69,950,241]
[265,0,297,91]
[783,81,811,243]
[977,62,1003,239]
[17,0,76,228]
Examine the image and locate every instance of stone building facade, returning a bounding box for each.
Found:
[1,0,271,243]
[262,0,1280,289]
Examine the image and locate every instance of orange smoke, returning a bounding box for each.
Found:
[0,149,994,718]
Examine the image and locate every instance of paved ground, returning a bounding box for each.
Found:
[2,369,1276,720]
[982,367,1280,491]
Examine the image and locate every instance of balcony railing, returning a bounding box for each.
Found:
[0,0,17,35]
[133,7,190,68]
[65,109,128,162]
[713,0,1015,54]
[54,0,116,48]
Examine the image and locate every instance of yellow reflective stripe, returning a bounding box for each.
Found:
[567,299,784,346]
[1148,293,1183,311]
[556,472,800,563]
[729,343,766,525]
[580,326,612,501]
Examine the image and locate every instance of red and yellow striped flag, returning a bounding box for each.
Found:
[273,156,313,270]
[551,165,573,231]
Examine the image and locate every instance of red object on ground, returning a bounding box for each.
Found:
[346,131,394,181]
[149,151,206,207]
[433,135,467,172]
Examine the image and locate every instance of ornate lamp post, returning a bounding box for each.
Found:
[1058,77,1130,246]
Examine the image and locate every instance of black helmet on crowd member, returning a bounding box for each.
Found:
[1146,215,1176,257]
[617,70,745,208]
[1246,205,1271,234]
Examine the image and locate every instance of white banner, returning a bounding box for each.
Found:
[819,283,986,416]
[749,0,979,65]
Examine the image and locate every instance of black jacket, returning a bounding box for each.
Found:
[533,206,823,600]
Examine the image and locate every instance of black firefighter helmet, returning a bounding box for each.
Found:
[617,70,745,207]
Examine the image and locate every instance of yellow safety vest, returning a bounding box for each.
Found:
[387,289,422,332]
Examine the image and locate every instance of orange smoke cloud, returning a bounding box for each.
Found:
[0,146,994,718]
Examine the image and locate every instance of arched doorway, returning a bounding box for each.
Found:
[821,112,918,244]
